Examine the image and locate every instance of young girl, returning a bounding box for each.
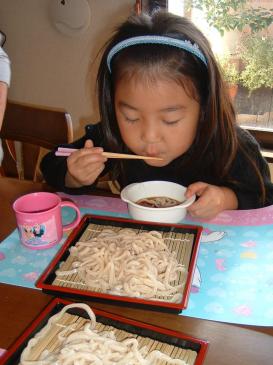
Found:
[40,11,273,219]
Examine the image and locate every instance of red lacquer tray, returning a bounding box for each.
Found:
[0,298,208,365]
[36,214,203,313]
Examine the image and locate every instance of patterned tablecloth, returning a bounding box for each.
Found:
[1,193,273,326]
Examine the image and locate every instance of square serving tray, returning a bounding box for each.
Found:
[1,298,208,365]
[36,214,203,313]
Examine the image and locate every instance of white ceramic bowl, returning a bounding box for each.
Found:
[120,181,195,224]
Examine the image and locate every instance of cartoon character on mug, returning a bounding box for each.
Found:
[32,223,46,238]
[21,223,46,243]
[21,225,35,242]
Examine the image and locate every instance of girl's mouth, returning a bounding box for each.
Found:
[143,149,162,158]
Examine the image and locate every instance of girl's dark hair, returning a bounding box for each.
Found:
[96,11,266,203]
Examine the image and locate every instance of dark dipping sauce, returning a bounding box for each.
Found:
[136,196,183,208]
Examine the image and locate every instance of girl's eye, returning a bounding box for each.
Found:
[125,116,139,123]
[162,119,181,125]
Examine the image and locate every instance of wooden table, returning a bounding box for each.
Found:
[0,176,273,364]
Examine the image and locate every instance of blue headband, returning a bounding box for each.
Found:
[107,35,207,72]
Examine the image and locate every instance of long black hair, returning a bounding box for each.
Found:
[96,11,266,203]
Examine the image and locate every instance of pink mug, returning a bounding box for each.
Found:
[13,192,81,250]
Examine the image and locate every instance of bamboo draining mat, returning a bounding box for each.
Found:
[52,223,194,302]
[23,312,197,365]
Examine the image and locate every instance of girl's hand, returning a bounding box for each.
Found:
[185,182,238,219]
[65,139,107,188]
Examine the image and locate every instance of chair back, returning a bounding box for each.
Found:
[0,100,73,181]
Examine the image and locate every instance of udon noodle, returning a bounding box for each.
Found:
[136,196,182,208]
[20,303,189,365]
[56,229,186,302]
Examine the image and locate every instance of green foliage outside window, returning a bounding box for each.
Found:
[239,35,273,92]
[186,1,273,93]
[217,56,240,85]
[186,0,273,35]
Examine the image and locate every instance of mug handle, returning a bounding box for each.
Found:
[60,201,81,231]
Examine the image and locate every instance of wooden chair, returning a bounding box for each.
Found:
[0,100,73,181]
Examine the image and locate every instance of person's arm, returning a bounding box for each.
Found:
[0,46,10,130]
[40,123,111,194]
[0,81,8,130]
[225,128,273,209]
[186,128,273,217]
[0,46,11,166]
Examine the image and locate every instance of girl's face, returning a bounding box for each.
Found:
[114,76,200,167]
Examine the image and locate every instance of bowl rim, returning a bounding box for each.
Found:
[120,181,196,211]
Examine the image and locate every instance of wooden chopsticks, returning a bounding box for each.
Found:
[55,147,163,161]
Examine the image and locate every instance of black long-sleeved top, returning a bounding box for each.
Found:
[40,123,273,210]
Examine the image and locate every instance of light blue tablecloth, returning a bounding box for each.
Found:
[1,194,273,326]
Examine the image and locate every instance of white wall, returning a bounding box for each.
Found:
[0,0,134,137]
